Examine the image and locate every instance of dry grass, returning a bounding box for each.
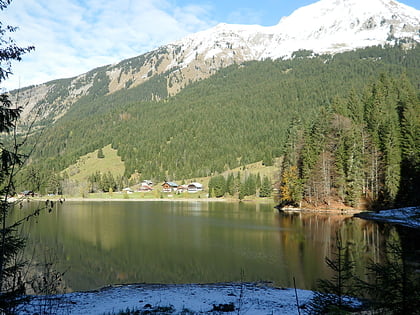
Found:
[62,144,125,182]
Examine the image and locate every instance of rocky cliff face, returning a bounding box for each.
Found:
[13,0,420,126]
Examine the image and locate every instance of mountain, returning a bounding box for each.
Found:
[22,45,420,181]
[13,0,420,126]
[273,0,420,52]
[171,0,420,62]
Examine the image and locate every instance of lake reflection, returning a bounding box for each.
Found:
[15,201,389,292]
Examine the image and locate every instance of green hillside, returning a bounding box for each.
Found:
[62,144,125,183]
[17,45,420,200]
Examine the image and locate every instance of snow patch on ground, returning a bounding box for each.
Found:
[19,283,313,315]
[356,206,420,229]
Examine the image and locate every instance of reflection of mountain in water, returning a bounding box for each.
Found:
[13,201,409,292]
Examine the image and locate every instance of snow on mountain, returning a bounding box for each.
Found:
[271,0,420,55]
[168,0,420,67]
[14,0,420,124]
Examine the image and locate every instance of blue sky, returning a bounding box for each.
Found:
[1,0,419,91]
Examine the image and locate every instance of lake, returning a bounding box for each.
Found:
[13,200,396,292]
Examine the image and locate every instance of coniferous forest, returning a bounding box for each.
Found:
[16,45,420,209]
[278,73,419,209]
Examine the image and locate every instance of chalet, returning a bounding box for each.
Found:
[176,185,188,193]
[139,180,154,192]
[187,182,203,193]
[141,180,153,186]
[139,184,153,192]
[162,181,178,192]
[21,190,35,197]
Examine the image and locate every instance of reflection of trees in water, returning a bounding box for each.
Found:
[14,203,419,294]
[19,201,284,292]
[393,225,420,274]
[275,213,403,288]
[363,226,420,314]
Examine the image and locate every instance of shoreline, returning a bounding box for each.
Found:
[28,195,370,215]
[28,196,419,224]
[278,207,364,215]
[30,195,276,204]
[354,206,420,229]
[33,197,276,205]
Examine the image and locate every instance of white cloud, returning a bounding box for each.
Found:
[0,0,216,91]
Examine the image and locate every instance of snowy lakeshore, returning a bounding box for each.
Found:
[19,283,313,315]
[355,206,420,229]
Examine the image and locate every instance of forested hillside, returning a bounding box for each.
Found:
[278,73,419,209]
[17,45,420,207]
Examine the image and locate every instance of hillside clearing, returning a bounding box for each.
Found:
[62,144,125,183]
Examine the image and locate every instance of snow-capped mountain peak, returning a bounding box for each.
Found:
[275,0,420,45]
[165,0,419,69]
[15,0,420,123]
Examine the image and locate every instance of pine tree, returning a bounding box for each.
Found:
[282,118,302,169]
[208,175,226,198]
[307,234,359,314]
[395,74,420,206]
[46,173,62,195]
[259,176,271,198]
[300,107,331,185]
[361,238,420,314]
[262,151,273,166]
[244,174,256,196]
[238,182,246,200]
[24,165,43,193]
[97,148,105,159]
[343,127,365,207]
[99,172,117,192]
[366,74,402,207]
[225,173,235,196]
[334,123,348,203]
[0,2,38,311]
[256,173,262,190]
[381,119,401,205]
[346,89,364,125]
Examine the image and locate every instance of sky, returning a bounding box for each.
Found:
[1,0,419,91]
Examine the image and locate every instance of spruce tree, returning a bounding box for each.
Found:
[97,148,105,159]
[343,127,364,207]
[259,176,271,198]
[361,238,420,314]
[0,1,41,312]
[334,125,348,203]
[245,174,256,196]
[208,175,226,198]
[307,235,359,314]
[395,74,420,206]
[238,182,246,200]
[226,173,235,196]
[262,151,273,166]
[256,173,261,190]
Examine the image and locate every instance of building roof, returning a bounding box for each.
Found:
[163,181,178,187]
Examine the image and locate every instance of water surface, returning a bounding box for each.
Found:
[16,200,391,292]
